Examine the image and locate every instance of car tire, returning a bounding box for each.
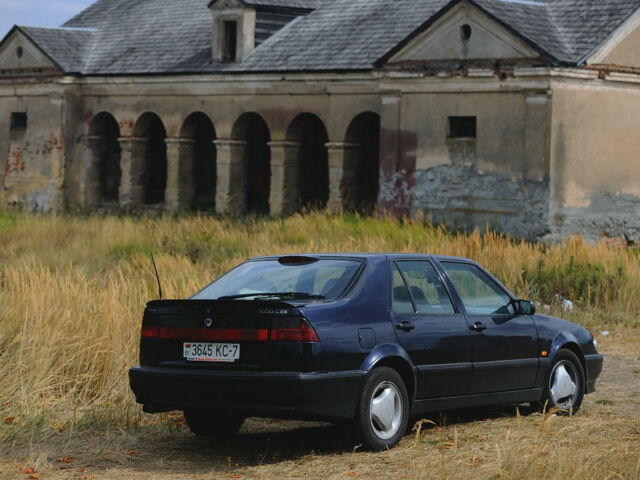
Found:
[355,366,409,450]
[539,349,585,415]
[183,409,245,436]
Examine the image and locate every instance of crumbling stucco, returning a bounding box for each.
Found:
[380,164,550,239]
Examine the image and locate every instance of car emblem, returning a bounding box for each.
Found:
[203,318,214,328]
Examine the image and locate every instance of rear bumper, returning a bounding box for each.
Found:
[129,366,365,421]
[584,353,604,394]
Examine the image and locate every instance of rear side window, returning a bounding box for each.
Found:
[193,258,362,300]
[393,261,455,314]
[392,264,414,313]
[441,262,514,315]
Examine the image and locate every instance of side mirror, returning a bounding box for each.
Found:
[515,299,536,315]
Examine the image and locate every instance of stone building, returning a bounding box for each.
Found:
[1,0,640,239]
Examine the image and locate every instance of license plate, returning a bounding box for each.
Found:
[183,342,240,363]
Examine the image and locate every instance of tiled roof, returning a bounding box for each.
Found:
[18,26,95,72]
[7,0,640,75]
[241,0,321,9]
[546,0,640,60]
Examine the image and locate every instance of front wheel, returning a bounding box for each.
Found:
[355,367,409,450]
[183,409,245,437]
[541,349,585,414]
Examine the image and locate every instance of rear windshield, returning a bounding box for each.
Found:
[193,258,363,300]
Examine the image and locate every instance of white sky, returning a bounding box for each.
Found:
[0,0,95,39]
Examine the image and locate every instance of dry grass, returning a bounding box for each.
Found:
[0,212,638,479]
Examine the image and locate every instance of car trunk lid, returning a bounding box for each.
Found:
[139,299,322,372]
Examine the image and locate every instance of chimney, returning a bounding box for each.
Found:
[208,0,256,63]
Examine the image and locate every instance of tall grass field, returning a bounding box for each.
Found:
[0,212,638,479]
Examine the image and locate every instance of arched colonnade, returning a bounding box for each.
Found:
[82,110,381,214]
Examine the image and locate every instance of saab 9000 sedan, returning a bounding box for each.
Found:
[129,254,603,450]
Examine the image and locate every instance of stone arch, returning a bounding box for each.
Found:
[179,112,217,211]
[345,112,381,212]
[231,112,271,214]
[85,112,121,207]
[285,113,329,211]
[133,112,167,205]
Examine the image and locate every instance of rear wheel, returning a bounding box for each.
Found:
[183,409,245,437]
[540,349,585,414]
[355,367,409,450]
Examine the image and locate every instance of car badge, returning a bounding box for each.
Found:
[203,317,214,328]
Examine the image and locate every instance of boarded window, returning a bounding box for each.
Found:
[10,112,27,131]
[223,21,237,62]
[448,116,476,138]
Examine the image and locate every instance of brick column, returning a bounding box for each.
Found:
[118,137,147,208]
[81,135,105,208]
[165,137,195,212]
[326,142,360,212]
[214,139,247,214]
[268,140,301,215]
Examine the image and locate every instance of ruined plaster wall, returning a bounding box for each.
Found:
[378,86,551,240]
[548,76,640,241]
[0,82,66,211]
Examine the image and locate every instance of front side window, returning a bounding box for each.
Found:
[193,257,362,300]
[441,262,513,315]
[395,261,455,314]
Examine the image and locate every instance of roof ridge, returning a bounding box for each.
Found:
[545,2,575,58]
[240,15,305,64]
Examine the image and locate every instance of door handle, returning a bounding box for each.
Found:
[470,321,487,332]
[395,321,416,332]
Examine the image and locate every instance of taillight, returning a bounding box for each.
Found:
[141,326,269,341]
[141,318,319,343]
[270,318,319,342]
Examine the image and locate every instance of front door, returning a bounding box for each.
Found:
[390,259,472,399]
[438,261,539,394]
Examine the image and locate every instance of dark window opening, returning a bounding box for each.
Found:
[144,118,167,205]
[245,120,271,215]
[460,24,472,41]
[10,112,27,131]
[16,47,23,59]
[189,116,217,212]
[223,21,238,62]
[345,112,381,213]
[448,116,476,139]
[298,120,329,210]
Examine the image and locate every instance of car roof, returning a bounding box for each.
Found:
[247,253,474,262]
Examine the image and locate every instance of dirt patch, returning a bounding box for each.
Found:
[1,340,639,480]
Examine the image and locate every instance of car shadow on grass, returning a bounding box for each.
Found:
[122,404,537,474]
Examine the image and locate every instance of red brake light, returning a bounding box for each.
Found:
[270,318,319,342]
[140,326,269,341]
[140,318,318,343]
[141,326,158,338]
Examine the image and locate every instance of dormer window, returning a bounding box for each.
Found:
[209,1,256,63]
[223,21,238,62]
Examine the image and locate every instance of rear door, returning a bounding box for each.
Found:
[438,260,539,394]
[390,259,472,399]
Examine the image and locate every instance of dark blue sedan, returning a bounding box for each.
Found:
[129,254,603,450]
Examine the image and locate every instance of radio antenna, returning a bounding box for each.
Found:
[150,253,163,299]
